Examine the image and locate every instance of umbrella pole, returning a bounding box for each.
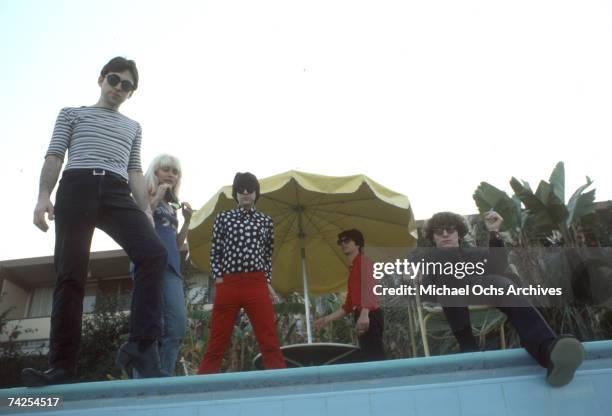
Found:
[301,247,313,344]
[294,190,313,344]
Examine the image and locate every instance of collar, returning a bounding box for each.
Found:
[349,253,362,270]
[235,206,257,216]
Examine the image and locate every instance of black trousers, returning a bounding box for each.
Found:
[440,274,557,367]
[352,309,385,362]
[49,170,167,370]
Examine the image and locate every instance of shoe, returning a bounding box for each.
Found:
[116,341,170,378]
[546,335,585,387]
[22,367,74,387]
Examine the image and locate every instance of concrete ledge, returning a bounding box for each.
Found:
[1,340,611,415]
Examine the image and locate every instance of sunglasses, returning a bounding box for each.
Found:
[433,225,457,236]
[106,74,135,92]
[337,237,352,245]
[236,187,256,194]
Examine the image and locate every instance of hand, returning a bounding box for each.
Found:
[313,316,329,330]
[33,197,54,232]
[181,201,193,222]
[355,313,370,335]
[267,283,280,304]
[155,183,172,199]
[484,210,503,232]
[145,210,154,226]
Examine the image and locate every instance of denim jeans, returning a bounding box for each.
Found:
[134,267,187,377]
[159,269,187,374]
[49,170,166,371]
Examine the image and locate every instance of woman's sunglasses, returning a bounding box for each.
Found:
[106,74,135,93]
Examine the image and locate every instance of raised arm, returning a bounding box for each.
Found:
[483,211,508,274]
[176,202,193,249]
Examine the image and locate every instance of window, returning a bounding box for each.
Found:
[26,278,133,318]
[97,278,133,311]
[28,287,53,318]
[83,284,97,314]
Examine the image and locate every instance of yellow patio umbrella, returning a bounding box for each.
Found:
[187,170,417,342]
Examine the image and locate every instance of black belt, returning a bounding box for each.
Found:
[63,168,128,183]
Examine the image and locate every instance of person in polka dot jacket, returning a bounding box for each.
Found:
[197,172,286,373]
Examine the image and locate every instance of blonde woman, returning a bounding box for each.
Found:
[134,154,192,377]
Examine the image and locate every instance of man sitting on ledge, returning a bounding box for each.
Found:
[419,210,584,387]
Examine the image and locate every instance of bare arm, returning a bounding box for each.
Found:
[128,170,153,223]
[327,308,348,322]
[176,202,193,250]
[313,308,347,329]
[33,155,63,232]
[176,218,189,250]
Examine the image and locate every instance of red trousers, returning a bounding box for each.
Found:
[197,271,286,374]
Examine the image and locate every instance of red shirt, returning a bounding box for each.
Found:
[342,253,379,313]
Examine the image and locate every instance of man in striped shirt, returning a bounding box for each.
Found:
[23,57,168,386]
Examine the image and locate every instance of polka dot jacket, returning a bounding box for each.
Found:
[210,206,274,282]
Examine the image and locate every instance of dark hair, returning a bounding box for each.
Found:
[338,229,365,252]
[424,211,468,241]
[232,172,260,203]
[100,57,139,90]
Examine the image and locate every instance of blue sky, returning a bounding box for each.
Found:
[1,0,611,260]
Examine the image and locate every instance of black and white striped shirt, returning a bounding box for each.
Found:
[210,207,274,282]
[45,106,142,180]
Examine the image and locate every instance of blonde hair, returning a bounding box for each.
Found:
[144,154,183,199]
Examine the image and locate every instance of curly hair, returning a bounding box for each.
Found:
[424,211,469,241]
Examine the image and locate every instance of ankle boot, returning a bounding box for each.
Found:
[117,341,170,378]
[545,335,584,387]
[22,367,75,387]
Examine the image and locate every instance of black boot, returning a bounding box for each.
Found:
[21,367,75,387]
[545,335,584,387]
[116,341,169,378]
